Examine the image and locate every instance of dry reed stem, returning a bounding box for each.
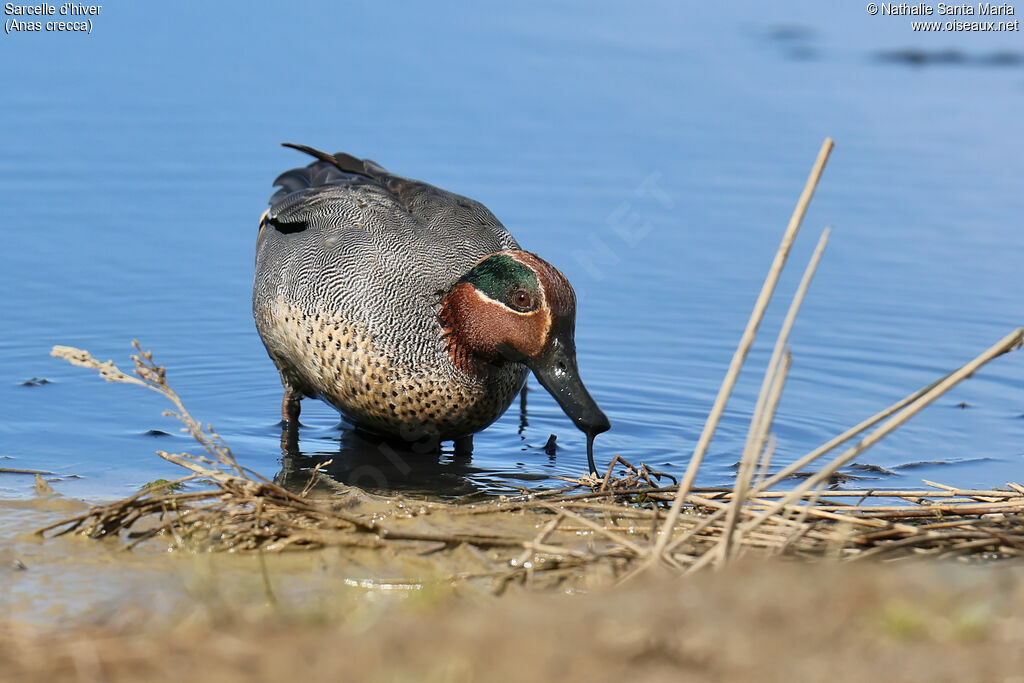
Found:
[776,482,827,555]
[52,342,245,478]
[651,137,834,561]
[753,433,777,490]
[736,327,1023,541]
[721,226,830,563]
[751,370,956,494]
[538,503,647,557]
[718,351,792,564]
[746,224,830,482]
[731,359,792,550]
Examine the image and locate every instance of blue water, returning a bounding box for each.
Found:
[2,2,1022,499]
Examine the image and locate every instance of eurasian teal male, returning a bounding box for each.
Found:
[253,144,610,472]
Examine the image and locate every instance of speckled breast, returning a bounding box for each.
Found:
[254,299,527,444]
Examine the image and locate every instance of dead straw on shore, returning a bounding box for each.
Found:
[41,138,1024,588]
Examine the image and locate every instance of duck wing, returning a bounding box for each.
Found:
[266,143,519,252]
[255,145,522,347]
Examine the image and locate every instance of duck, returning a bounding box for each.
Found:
[252,144,610,473]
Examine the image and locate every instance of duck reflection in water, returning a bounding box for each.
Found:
[274,387,543,498]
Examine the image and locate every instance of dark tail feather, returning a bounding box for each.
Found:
[280,143,376,180]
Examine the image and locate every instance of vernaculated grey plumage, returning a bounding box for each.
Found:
[253,146,527,447]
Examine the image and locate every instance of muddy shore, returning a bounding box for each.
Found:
[2,497,1023,682]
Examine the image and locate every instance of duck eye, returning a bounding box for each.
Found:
[512,289,532,311]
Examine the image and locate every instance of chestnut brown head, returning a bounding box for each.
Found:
[440,250,610,457]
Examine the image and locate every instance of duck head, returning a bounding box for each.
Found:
[440,250,611,460]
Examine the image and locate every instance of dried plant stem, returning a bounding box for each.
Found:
[776,482,827,555]
[743,226,830,473]
[0,467,55,476]
[539,503,647,557]
[651,137,834,561]
[736,327,1023,542]
[751,370,955,494]
[717,227,829,563]
[753,434,777,490]
[718,351,792,563]
[51,342,245,478]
